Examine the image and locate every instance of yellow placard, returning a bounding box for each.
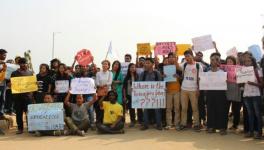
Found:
[176,44,192,56]
[11,76,38,94]
[137,43,151,55]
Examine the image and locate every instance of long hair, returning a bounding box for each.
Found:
[123,63,137,92]
[56,63,68,78]
[39,63,50,74]
[112,60,121,81]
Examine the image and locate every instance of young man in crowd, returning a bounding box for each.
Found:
[176,50,203,131]
[139,58,163,130]
[164,52,181,130]
[97,90,124,134]
[11,58,34,134]
[124,54,132,63]
[0,49,7,121]
[64,91,97,136]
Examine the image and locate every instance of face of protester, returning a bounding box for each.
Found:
[129,64,136,74]
[75,66,81,73]
[59,65,65,74]
[163,58,169,65]
[244,57,252,67]
[19,63,28,71]
[113,62,120,72]
[52,61,59,69]
[144,60,153,71]
[102,62,109,72]
[139,59,145,67]
[40,65,48,74]
[125,56,131,62]
[194,53,203,62]
[76,95,84,106]
[109,93,117,104]
[184,54,194,64]
[226,59,235,65]
[168,56,175,65]
[0,53,6,61]
[210,56,220,68]
[44,95,53,103]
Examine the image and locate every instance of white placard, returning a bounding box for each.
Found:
[199,72,227,90]
[236,66,255,83]
[192,35,214,52]
[226,47,238,57]
[27,103,64,131]
[55,80,69,93]
[70,78,96,94]
[132,81,166,109]
[163,65,177,82]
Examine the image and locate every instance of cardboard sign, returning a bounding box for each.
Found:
[27,103,64,131]
[55,80,69,93]
[248,45,262,62]
[226,47,238,57]
[76,49,93,66]
[176,44,192,56]
[192,35,214,52]
[154,42,176,56]
[121,62,130,77]
[132,81,166,109]
[70,78,96,94]
[236,66,255,83]
[137,43,151,55]
[11,76,38,94]
[199,72,227,90]
[163,65,177,82]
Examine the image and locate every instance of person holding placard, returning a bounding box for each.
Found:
[97,90,124,134]
[206,53,229,135]
[95,60,113,123]
[64,91,97,136]
[49,58,61,95]
[123,63,143,127]
[139,58,163,131]
[224,56,242,131]
[164,52,181,130]
[242,56,263,139]
[111,60,124,105]
[176,50,203,132]
[11,58,34,134]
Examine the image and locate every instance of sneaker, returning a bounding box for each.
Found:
[193,126,201,132]
[244,132,254,138]
[207,128,216,133]
[0,129,5,135]
[164,125,172,130]
[254,133,262,140]
[140,126,149,131]
[220,129,227,135]
[76,130,85,136]
[16,130,23,134]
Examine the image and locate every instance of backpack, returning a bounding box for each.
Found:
[142,70,159,81]
[179,63,200,88]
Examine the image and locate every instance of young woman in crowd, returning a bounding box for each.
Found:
[111,60,124,105]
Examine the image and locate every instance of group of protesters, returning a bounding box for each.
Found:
[0,39,264,139]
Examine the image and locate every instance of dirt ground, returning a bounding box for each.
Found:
[1,124,264,150]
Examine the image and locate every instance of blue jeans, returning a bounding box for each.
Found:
[0,86,6,116]
[85,95,95,125]
[243,96,263,134]
[143,109,162,127]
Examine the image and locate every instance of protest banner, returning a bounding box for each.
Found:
[236,66,255,83]
[176,44,192,56]
[248,45,262,62]
[137,43,151,55]
[70,78,96,94]
[5,63,19,79]
[163,65,177,82]
[27,103,64,131]
[11,76,38,94]
[75,49,93,66]
[55,80,69,93]
[226,47,238,57]
[199,72,227,90]
[121,62,130,77]
[154,42,176,56]
[132,81,166,109]
[192,35,214,52]
[220,65,241,83]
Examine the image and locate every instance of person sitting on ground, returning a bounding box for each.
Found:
[35,93,65,136]
[96,90,124,134]
[64,91,97,136]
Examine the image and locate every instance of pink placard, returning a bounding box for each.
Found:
[75,49,93,66]
[154,42,176,56]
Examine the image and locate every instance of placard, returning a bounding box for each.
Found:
[236,66,255,83]
[226,47,238,57]
[163,65,177,82]
[55,80,69,93]
[248,45,262,62]
[199,72,227,90]
[137,43,151,55]
[70,78,96,94]
[132,81,166,109]
[154,42,176,56]
[11,76,38,94]
[76,49,93,66]
[192,35,214,52]
[176,44,192,56]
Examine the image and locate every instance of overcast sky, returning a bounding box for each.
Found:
[1,0,264,71]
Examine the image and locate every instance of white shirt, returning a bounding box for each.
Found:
[181,62,203,91]
[243,69,263,97]
[95,70,113,90]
